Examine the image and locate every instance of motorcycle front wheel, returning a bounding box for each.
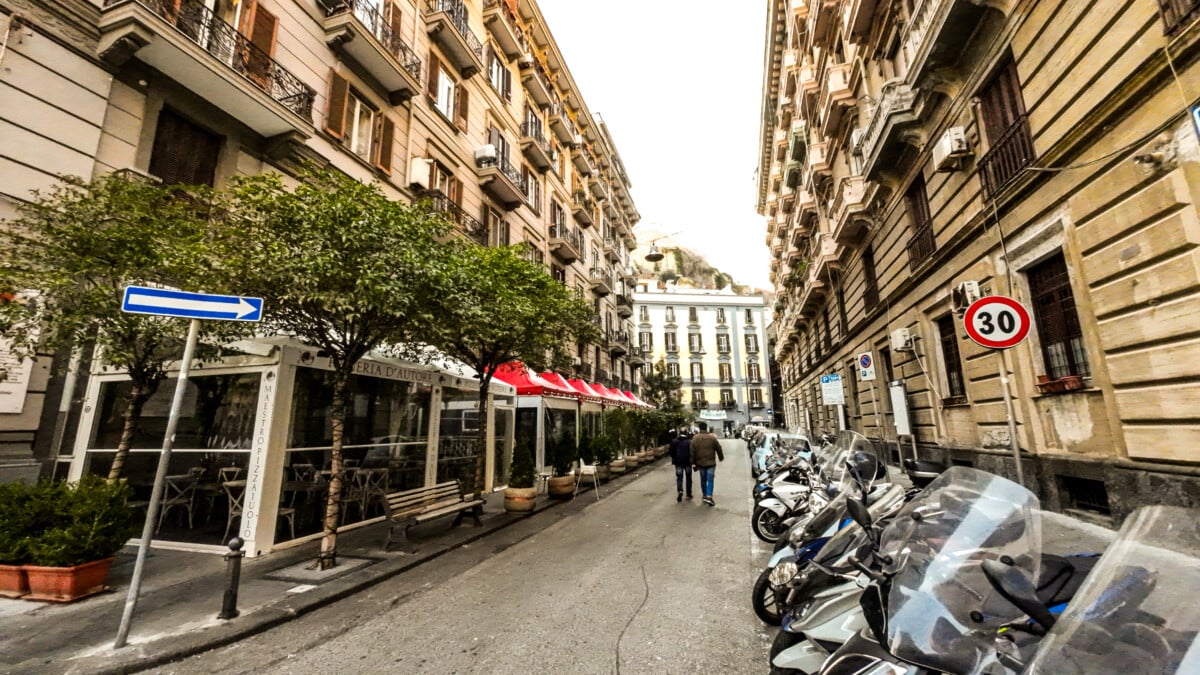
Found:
[769,629,810,675]
[752,566,781,625]
[752,505,787,543]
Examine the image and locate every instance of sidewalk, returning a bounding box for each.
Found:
[0,459,662,675]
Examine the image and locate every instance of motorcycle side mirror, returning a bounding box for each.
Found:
[846,497,873,530]
[981,559,1056,631]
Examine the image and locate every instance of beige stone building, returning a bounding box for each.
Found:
[0,0,641,479]
[758,0,1200,521]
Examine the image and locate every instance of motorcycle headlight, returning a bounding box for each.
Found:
[769,560,800,586]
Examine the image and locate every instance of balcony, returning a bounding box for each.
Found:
[423,0,483,79]
[615,293,633,318]
[476,153,526,209]
[97,0,316,138]
[607,329,629,356]
[571,190,596,227]
[811,232,841,279]
[978,114,1035,197]
[720,400,736,410]
[809,0,838,44]
[603,198,620,220]
[806,142,831,182]
[798,64,820,105]
[482,0,525,59]
[603,236,621,263]
[830,175,871,245]
[519,56,553,108]
[520,122,553,172]
[422,191,487,245]
[857,82,922,180]
[818,62,855,137]
[690,401,708,411]
[572,149,595,176]
[906,218,937,271]
[843,0,880,42]
[902,0,994,87]
[588,174,608,200]
[549,103,578,145]
[629,347,646,366]
[320,0,422,104]
[589,267,613,296]
[548,224,583,263]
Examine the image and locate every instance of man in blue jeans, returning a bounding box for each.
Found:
[689,422,724,506]
[670,430,693,502]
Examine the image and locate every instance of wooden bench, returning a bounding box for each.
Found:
[381,480,484,551]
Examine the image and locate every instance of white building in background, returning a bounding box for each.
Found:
[633,282,773,434]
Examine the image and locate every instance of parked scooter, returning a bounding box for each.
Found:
[753,432,871,543]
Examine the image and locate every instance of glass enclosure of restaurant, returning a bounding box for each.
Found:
[67,342,515,556]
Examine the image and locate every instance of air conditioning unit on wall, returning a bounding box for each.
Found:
[890,327,915,352]
[408,157,432,190]
[473,144,497,166]
[952,280,983,314]
[932,127,971,172]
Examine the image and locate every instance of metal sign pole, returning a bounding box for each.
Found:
[868,383,880,437]
[999,355,1025,487]
[114,318,201,649]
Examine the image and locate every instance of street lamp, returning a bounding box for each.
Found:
[644,243,664,262]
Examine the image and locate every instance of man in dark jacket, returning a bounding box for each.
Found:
[689,422,724,506]
[669,430,693,502]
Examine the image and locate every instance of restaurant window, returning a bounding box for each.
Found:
[1028,252,1090,380]
[438,387,481,487]
[719,363,732,383]
[717,334,730,353]
[936,314,967,401]
[148,108,221,187]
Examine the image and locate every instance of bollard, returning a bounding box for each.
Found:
[218,536,245,620]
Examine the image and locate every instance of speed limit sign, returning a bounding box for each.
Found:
[963,295,1031,349]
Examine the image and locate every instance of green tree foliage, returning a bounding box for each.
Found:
[641,358,684,408]
[427,243,599,496]
[509,433,536,489]
[214,167,451,568]
[0,173,243,480]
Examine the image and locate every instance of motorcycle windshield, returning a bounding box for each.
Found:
[880,467,1040,674]
[1025,505,1200,675]
[812,484,907,574]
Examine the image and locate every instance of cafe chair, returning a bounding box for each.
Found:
[158,474,198,532]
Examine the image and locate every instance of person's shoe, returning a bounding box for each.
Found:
[686,494,693,500]
[677,491,683,503]
[703,496,715,506]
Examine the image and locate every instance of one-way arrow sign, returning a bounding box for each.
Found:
[122,286,263,322]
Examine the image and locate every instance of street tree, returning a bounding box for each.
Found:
[641,358,684,408]
[428,243,599,498]
[0,173,238,480]
[216,168,450,568]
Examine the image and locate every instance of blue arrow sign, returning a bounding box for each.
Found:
[122,286,263,322]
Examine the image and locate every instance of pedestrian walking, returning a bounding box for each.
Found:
[690,422,724,506]
[669,430,693,502]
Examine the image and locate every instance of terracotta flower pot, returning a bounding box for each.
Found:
[503,487,537,516]
[24,557,114,603]
[596,465,612,482]
[624,454,640,469]
[609,459,626,474]
[547,475,575,499]
[0,564,28,598]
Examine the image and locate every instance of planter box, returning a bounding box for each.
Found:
[596,465,611,482]
[503,487,537,516]
[547,475,575,499]
[0,564,28,598]
[1036,374,1087,394]
[24,557,114,603]
[609,459,626,474]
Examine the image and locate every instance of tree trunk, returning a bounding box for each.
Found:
[106,386,151,481]
[470,376,491,500]
[317,373,348,570]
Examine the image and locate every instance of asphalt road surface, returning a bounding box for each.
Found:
[154,438,772,675]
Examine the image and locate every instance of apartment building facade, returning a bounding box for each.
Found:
[758,0,1200,521]
[0,0,641,479]
[633,284,773,432]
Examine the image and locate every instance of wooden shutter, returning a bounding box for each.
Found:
[454,84,469,131]
[426,52,441,101]
[148,108,221,187]
[241,3,277,89]
[237,0,257,37]
[385,2,403,48]
[374,116,395,174]
[450,176,463,206]
[325,71,349,139]
[503,64,512,101]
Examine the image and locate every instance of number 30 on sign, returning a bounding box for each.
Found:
[963,295,1031,349]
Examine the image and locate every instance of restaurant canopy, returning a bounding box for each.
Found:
[565,378,605,404]
[493,362,577,399]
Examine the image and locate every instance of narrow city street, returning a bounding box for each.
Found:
[153,439,771,675]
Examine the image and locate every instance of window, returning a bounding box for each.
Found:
[862,244,880,309]
[325,72,396,173]
[427,53,467,131]
[688,306,699,323]
[523,168,542,214]
[745,334,759,353]
[667,362,679,378]
[747,361,761,383]
[936,314,966,401]
[690,363,704,383]
[148,109,221,186]
[483,206,510,247]
[639,305,649,322]
[551,265,565,284]
[665,307,676,323]
[977,54,1033,195]
[688,333,703,353]
[905,172,935,268]
[1157,0,1200,33]
[664,332,678,352]
[638,332,652,352]
[717,334,730,353]
[745,309,754,324]
[718,363,732,383]
[1028,252,1090,380]
[715,308,726,324]
[346,92,376,160]
[750,389,764,408]
[720,389,735,407]
[485,45,512,100]
[550,200,565,229]
[691,389,705,406]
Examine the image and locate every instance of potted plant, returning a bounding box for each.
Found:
[592,433,616,482]
[23,475,138,602]
[504,434,537,516]
[546,433,577,499]
[0,481,35,597]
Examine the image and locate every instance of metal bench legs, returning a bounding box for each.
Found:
[451,504,484,527]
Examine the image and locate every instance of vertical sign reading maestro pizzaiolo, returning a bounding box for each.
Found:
[115,286,263,648]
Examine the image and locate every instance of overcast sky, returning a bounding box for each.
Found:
[537,0,772,290]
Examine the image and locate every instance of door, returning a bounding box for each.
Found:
[492,406,514,489]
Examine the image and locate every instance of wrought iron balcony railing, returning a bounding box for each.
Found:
[549,223,583,251]
[520,122,550,151]
[422,190,487,244]
[325,0,422,79]
[476,154,526,191]
[978,114,1035,197]
[111,0,315,119]
[426,0,483,57]
[906,218,937,270]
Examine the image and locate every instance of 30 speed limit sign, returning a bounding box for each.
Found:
[963,295,1031,349]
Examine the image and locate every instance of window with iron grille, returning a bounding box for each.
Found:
[1028,252,1090,380]
[1157,0,1200,34]
[905,173,936,269]
[862,244,880,309]
[977,54,1034,196]
[936,314,967,401]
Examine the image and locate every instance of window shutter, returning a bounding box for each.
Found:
[386,2,403,47]
[374,116,395,174]
[454,85,469,132]
[451,176,463,206]
[426,52,440,101]
[249,5,277,56]
[237,0,257,37]
[503,65,512,101]
[325,71,349,139]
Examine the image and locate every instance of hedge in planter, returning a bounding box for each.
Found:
[504,435,537,515]
[546,433,577,499]
[0,481,37,597]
